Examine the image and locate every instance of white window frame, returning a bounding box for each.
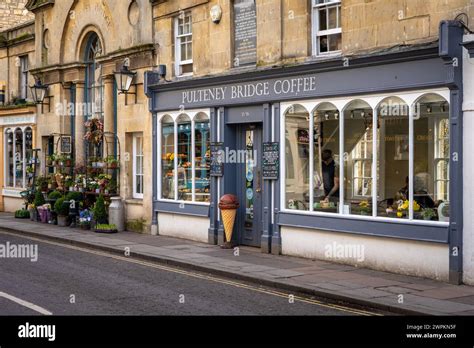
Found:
[132,133,144,199]
[280,88,451,227]
[434,118,449,201]
[174,11,193,77]
[157,109,211,206]
[4,126,33,190]
[311,0,342,57]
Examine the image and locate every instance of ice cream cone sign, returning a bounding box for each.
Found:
[219,194,240,249]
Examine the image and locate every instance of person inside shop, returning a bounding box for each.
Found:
[396,175,435,208]
[321,149,339,203]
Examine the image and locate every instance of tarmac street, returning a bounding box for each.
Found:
[0,232,378,316]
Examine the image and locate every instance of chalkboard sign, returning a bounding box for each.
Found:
[262,142,279,180]
[233,0,257,66]
[60,136,72,154]
[210,142,224,177]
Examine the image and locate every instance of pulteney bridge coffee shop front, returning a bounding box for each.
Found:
[145,22,464,283]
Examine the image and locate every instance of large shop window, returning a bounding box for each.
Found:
[160,112,210,203]
[283,92,450,223]
[312,0,342,56]
[4,127,33,189]
[174,11,193,76]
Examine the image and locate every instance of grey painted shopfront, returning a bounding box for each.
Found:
[145,21,465,284]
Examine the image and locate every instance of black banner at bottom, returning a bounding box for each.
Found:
[0,316,473,346]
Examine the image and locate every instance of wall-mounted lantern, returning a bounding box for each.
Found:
[114,58,137,105]
[30,79,49,105]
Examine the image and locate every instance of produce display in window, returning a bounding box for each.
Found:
[159,112,210,203]
[177,115,192,201]
[194,114,210,202]
[161,116,175,199]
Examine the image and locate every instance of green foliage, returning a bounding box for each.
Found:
[126,218,146,233]
[33,191,45,207]
[94,224,117,231]
[54,197,69,216]
[93,195,107,224]
[15,209,30,219]
[65,191,83,202]
[48,191,63,200]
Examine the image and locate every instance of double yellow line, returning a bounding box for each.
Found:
[1,231,382,316]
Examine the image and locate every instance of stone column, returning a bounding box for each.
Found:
[103,75,115,145]
[74,83,85,166]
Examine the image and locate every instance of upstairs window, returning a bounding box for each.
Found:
[174,11,193,76]
[19,56,29,100]
[312,0,342,56]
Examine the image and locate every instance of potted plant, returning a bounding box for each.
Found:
[79,209,93,230]
[33,191,45,221]
[93,223,118,234]
[54,197,70,226]
[15,209,30,219]
[27,203,36,221]
[96,158,107,168]
[358,200,370,215]
[92,194,108,226]
[84,118,104,144]
[26,166,35,178]
[36,176,49,193]
[421,208,436,221]
[106,179,117,194]
[107,157,120,169]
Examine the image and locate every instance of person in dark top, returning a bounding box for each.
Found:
[321,149,339,203]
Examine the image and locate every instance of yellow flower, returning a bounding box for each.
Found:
[397,211,403,218]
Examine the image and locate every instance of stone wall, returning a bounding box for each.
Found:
[0,0,34,32]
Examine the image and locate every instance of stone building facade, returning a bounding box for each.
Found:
[0,0,34,31]
[1,0,474,284]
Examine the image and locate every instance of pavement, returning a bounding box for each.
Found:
[1,212,474,315]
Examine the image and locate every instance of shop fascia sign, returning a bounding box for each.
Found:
[0,115,36,126]
[181,75,317,105]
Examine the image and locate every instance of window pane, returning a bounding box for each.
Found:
[319,8,327,31]
[328,33,341,51]
[6,130,14,187]
[15,129,23,188]
[177,115,192,201]
[344,103,373,216]
[377,98,409,219]
[328,6,338,29]
[161,116,175,199]
[414,95,449,222]
[285,105,310,211]
[194,114,210,202]
[313,104,340,213]
[318,36,328,53]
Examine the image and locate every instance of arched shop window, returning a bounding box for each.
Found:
[160,112,210,203]
[283,91,450,223]
[413,93,450,222]
[284,104,310,211]
[161,115,175,200]
[4,126,33,189]
[177,114,192,201]
[343,100,373,216]
[194,113,210,202]
[312,102,340,213]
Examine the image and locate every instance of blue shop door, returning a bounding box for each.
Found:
[236,124,262,247]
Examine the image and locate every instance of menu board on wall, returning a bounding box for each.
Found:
[233,0,257,66]
[60,136,72,154]
[210,142,224,177]
[262,142,279,180]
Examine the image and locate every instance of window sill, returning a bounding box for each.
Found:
[125,198,143,206]
[154,200,209,217]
